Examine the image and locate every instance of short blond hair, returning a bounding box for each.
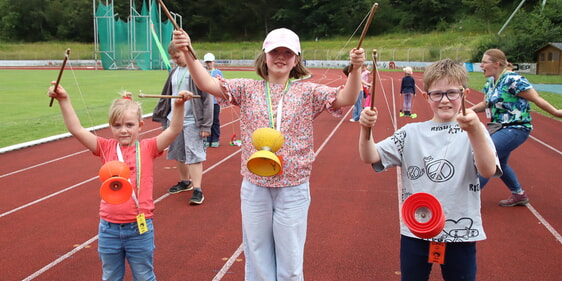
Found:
[108,91,143,125]
[423,59,468,91]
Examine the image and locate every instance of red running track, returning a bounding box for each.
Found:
[1,68,561,280]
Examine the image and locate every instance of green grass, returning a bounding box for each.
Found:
[0,31,487,62]
[2,68,558,149]
[2,30,560,148]
[0,42,95,60]
[0,70,258,148]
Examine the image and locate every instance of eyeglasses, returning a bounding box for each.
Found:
[427,88,464,102]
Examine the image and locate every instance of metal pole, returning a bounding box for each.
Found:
[498,0,526,35]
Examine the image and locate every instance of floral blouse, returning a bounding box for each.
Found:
[483,71,533,131]
[218,78,343,187]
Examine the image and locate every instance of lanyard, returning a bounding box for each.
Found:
[265,80,290,130]
[175,67,189,93]
[490,69,506,91]
[116,141,141,210]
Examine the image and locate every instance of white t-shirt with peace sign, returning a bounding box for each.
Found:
[373,120,500,242]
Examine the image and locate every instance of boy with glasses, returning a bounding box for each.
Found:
[358,59,501,281]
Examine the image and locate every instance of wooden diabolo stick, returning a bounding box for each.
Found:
[367,49,377,140]
[49,48,71,107]
[349,2,379,73]
[461,89,467,116]
[138,93,200,99]
[156,0,198,60]
[369,49,377,111]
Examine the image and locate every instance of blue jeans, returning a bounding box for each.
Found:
[352,91,364,121]
[479,127,530,193]
[400,235,477,281]
[207,103,221,143]
[98,219,156,281]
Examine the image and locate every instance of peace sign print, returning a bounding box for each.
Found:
[424,157,455,183]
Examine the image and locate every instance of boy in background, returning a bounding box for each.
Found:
[152,44,213,205]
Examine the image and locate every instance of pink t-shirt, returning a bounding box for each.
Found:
[219,78,343,187]
[94,137,162,223]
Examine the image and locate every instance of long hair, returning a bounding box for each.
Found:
[254,52,311,80]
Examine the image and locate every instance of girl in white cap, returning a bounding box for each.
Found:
[400,66,417,118]
[173,27,365,281]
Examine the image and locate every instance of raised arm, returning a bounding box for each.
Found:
[156,91,190,152]
[172,30,224,98]
[48,82,98,152]
[519,88,562,118]
[456,109,499,178]
[358,107,381,164]
[332,48,365,109]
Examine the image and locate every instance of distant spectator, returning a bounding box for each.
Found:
[203,53,223,148]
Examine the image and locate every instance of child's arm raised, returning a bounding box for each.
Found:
[358,107,381,164]
[333,48,365,109]
[156,90,189,152]
[172,30,224,98]
[456,108,499,178]
[48,82,98,153]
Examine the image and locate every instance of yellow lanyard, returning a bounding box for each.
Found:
[491,69,506,91]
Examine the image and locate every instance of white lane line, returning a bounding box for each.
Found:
[212,244,244,281]
[0,127,160,178]
[0,177,98,218]
[526,203,562,244]
[22,235,100,281]
[529,134,562,156]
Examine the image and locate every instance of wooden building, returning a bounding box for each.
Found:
[536,42,562,75]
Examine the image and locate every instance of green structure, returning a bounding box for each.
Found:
[94,0,177,70]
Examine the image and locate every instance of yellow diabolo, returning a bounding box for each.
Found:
[247,128,285,177]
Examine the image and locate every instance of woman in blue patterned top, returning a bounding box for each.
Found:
[471,48,562,207]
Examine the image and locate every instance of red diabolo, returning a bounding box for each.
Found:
[401,192,446,239]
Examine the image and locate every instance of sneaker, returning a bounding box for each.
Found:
[204,142,210,148]
[211,142,220,148]
[349,118,358,122]
[168,181,193,194]
[499,192,529,207]
[189,189,205,205]
[410,113,418,119]
[399,112,405,117]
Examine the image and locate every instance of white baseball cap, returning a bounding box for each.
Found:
[262,28,301,55]
[203,53,215,62]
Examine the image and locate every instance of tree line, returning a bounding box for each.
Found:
[0,0,560,62]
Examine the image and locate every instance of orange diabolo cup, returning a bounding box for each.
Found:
[98,161,132,204]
